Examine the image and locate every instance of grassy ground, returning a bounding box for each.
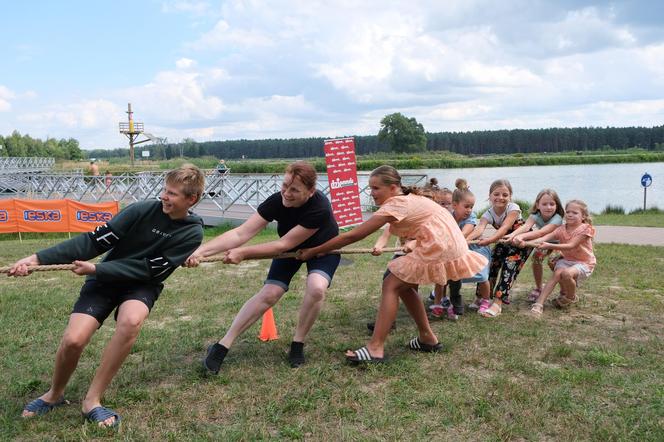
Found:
[1,230,663,441]
[593,213,664,227]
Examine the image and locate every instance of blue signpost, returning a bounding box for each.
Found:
[641,172,652,210]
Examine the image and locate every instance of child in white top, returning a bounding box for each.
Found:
[530,200,596,317]
[467,179,528,318]
[504,189,564,302]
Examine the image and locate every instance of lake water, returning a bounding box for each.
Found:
[398,162,664,213]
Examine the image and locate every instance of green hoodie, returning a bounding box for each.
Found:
[37,200,203,285]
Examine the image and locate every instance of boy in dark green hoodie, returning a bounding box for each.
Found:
[9,164,205,428]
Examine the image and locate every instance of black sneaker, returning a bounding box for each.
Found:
[203,343,228,375]
[288,341,305,368]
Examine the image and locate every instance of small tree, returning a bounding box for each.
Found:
[378,113,427,153]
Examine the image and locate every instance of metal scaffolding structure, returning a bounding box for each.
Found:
[0,171,428,216]
[0,157,55,174]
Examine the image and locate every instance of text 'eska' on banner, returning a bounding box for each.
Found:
[0,199,119,234]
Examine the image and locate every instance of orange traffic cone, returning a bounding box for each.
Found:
[258,308,279,341]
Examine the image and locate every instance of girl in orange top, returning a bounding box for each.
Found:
[297,165,487,363]
[530,200,596,317]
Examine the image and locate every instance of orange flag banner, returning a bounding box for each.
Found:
[0,199,120,234]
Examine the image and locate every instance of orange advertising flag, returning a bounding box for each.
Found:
[0,199,18,234]
[14,199,70,233]
[67,200,119,232]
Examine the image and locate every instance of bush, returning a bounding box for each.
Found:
[514,199,531,214]
[602,205,626,215]
[629,206,663,215]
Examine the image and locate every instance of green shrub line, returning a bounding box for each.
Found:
[67,148,664,175]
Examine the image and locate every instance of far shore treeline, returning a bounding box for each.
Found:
[83,125,664,161]
[3,125,664,174]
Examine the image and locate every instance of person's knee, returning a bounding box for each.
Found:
[260,286,285,305]
[560,269,576,283]
[116,314,145,337]
[306,284,327,304]
[61,330,90,352]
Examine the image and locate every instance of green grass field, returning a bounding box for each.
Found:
[1,231,663,441]
[593,213,664,228]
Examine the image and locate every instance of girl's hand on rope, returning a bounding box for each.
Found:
[183,253,202,267]
[511,236,525,247]
[402,239,417,253]
[222,248,244,264]
[477,238,492,247]
[7,254,39,277]
[535,241,550,250]
[371,246,384,256]
[72,260,96,276]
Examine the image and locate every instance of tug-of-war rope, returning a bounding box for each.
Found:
[0,239,545,275]
[0,247,407,274]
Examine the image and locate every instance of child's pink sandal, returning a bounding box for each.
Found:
[477,299,491,314]
[527,288,541,303]
[480,302,501,318]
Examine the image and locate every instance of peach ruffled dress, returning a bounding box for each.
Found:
[375,194,488,285]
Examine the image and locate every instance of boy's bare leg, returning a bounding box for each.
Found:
[81,300,149,427]
[22,313,99,417]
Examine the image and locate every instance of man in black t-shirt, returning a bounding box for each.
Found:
[185,161,340,372]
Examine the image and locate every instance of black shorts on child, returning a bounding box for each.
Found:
[265,254,341,291]
[72,280,163,325]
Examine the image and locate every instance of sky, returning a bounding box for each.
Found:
[1,0,664,150]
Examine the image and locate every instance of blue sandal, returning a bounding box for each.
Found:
[23,397,68,416]
[83,406,122,428]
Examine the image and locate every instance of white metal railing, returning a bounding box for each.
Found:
[0,170,428,214]
[0,157,55,174]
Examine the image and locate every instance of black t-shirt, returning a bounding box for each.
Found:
[257,190,339,251]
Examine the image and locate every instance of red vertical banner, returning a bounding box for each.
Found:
[324,137,363,227]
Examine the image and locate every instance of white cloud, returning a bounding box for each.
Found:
[0,86,16,112]
[122,64,226,123]
[191,19,275,50]
[18,99,121,129]
[176,57,197,69]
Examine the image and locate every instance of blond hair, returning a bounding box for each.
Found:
[566,199,592,224]
[489,179,513,196]
[370,165,420,195]
[165,163,205,204]
[452,178,473,203]
[529,189,564,218]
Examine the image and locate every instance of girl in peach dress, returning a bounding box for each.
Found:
[297,165,487,363]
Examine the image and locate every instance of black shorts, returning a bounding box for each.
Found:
[72,280,163,325]
[265,254,341,292]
